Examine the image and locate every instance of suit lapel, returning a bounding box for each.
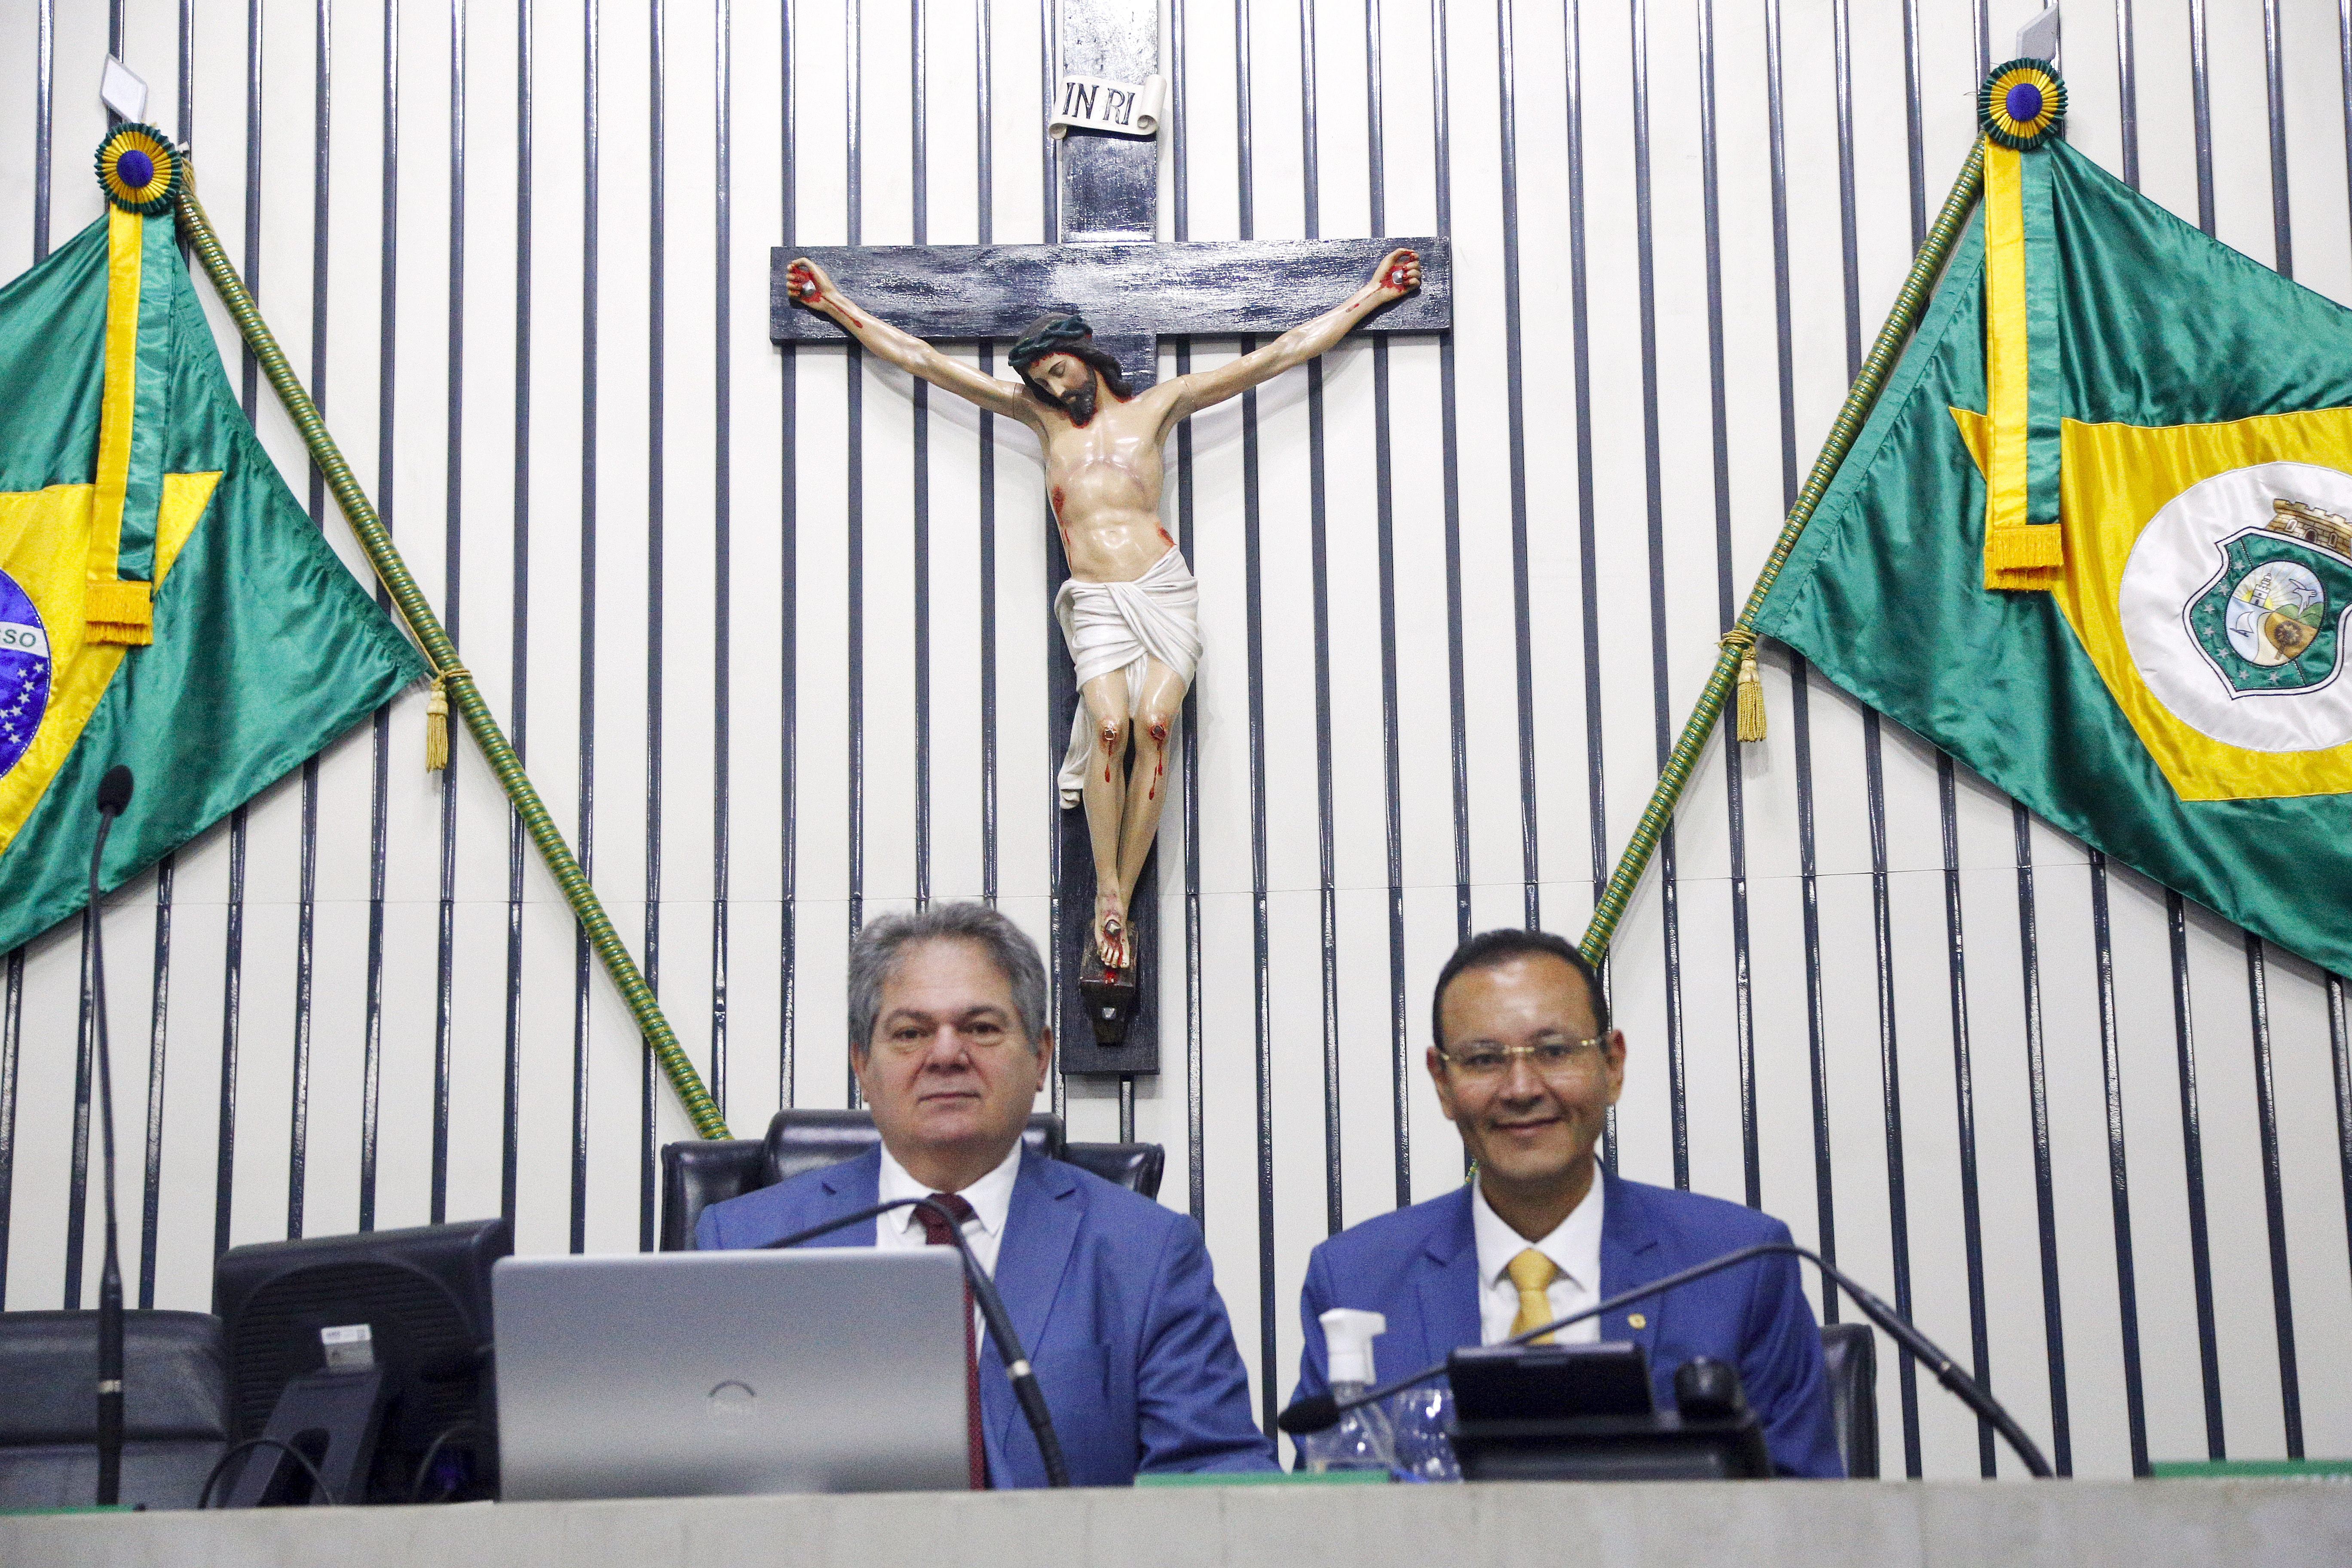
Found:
[983,1149,1082,1442]
[1596,1167,1663,1367]
[806,1148,885,1247]
[1415,1186,1482,1369]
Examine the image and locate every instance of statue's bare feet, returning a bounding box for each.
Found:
[1093,891,1130,974]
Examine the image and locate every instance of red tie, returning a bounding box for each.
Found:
[916,1192,987,1488]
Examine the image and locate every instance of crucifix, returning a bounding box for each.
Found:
[771,0,1452,1075]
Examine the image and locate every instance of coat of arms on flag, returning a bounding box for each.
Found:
[1752,73,2352,978]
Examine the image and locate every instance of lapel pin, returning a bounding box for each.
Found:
[1627,1313,1647,1329]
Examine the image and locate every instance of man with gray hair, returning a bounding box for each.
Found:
[695,902,1275,1486]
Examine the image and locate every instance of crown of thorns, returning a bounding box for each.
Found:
[1008,315,1095,368]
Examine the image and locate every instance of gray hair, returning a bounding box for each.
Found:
[847,903,1050,1054]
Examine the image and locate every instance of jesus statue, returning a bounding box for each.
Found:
[785,248,1422,975]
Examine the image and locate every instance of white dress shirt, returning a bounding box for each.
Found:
[875,1138,1023,1278]
[1472,1173,1605,1345]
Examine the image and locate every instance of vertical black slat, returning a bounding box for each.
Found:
[217,0,273,1259]
[1694,0,1757,1212]
[974,0,998,910]
[290,0,338,1248]
[1171,0,1205,1228]
[1038,0,1056,243]
[1831,0,1913,1473]
[1430,0,1467,947]
[180,0,196,147]
[1762,0,1830,1318]
[1298,0,1341,1236]
[33,0,52,263]
[778,0,800,1109]
[2244,936,2304,1457]
[2167,892,2226,1457]
[2188,0,2214,239]
[2262,0,2290,278]
[436,0,470,1231]
[911,0,931,911]
[2086,853,2149,1476]
[1787,657,1832,1317]
[573,0,601,1254]
[1232,0,1277,1439]
[2328,973,2352,1334]
[643,0,668,1253]
[68,900,97,1305]
[2012,802,2070,1474]
[710,0,732,1117]
[0,952,20,1305]
[1564,0,1604,972]
[215,813,248,1256]
[1938,753,1995,1475]
[139,857,175,1307]
[1899,0,1922,245]
[1357,0,1409,1210]
[844,0,865,1112]
[1495,0,1536,931]
[1627,0,1684,1191]
[360,0,404,1239]
[2116,0,2139,193]
[505,0,536,1222]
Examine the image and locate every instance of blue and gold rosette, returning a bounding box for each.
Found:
[95,122,182,216]
[1980,58,2065,151]
[1977,61,2067,591]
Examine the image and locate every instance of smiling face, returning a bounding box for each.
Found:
[854,937,1052,1190]
[1427,952,1625,1215]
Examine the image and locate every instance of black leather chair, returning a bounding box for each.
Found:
[660,1109,1166,1250]
[0,1310,230,1510]
[1819,1321,1879,1478]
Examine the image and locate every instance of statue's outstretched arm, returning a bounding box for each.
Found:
[1158,248,1421,427]
[785,257,1042,425]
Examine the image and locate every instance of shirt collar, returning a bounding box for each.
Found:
[1471,1167,1605,1293]
[876,1137,1025,1237]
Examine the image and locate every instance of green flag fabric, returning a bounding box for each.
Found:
[0,199,427,953]
[1755,136,2352,978]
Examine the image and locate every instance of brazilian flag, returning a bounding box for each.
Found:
[0,127,426,952]
[1756,74,2352,978]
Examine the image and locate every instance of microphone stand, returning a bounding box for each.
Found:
[761,1197,1071,1488]
[1277,1240,2054,1479]
[86,770,132,1506]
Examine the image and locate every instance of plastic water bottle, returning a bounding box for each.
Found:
[1299,1308,1399,1474]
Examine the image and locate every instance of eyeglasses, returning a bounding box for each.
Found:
[1435,1037,1606,1082]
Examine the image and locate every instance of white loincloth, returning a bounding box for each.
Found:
[1054,547,1203,808]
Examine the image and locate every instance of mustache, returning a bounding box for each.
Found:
[1058,380,1099,425]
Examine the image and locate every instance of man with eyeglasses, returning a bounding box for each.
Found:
[1288,928,1844,1476]
[696,903,1276,1485]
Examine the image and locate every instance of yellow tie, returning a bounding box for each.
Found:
[1506,1248,1559,1343]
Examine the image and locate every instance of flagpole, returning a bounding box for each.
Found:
[172,178,732,1142]
[1578,141,1987,964]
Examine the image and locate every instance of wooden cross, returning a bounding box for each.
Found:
[771,0,1451,1075]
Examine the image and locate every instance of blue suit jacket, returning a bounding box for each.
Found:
[695,1145,1278,1487]
[1290,1168,1846,1477]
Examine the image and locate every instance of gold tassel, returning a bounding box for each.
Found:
[425,672,451,771]
[1723,630,1766,744]
[1735,645,1766,743]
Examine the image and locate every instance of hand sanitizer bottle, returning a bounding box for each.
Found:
[1299,1308,1398,1474]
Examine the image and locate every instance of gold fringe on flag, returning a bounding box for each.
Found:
[1722,629,1766,743]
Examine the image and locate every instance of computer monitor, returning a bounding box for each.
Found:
[212,1218,508,1504]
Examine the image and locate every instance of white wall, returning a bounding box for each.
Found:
[3,0,2349,1479]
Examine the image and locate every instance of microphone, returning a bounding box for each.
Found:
[87,766,133,1505]
[761,1197,1071,1488]
[1276,1240,2054,1479]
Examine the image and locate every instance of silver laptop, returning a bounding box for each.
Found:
[493,1249,971,1500]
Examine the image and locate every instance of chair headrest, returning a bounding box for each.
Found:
[762,1109,1065,1187]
